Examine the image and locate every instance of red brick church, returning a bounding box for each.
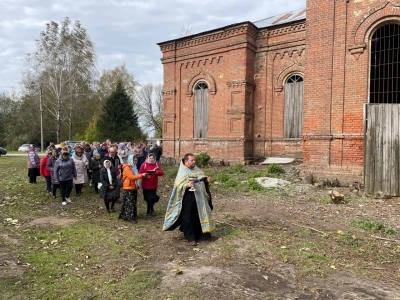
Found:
[158,0,400,196]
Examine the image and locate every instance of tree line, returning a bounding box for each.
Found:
[0,17,162,149]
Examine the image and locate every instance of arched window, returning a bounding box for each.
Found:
[284,74,304,138]
[370,23,400,104]
[194,81,209,138]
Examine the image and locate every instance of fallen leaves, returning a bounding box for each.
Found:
[171,268,183,275]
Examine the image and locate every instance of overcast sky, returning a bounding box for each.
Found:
[0,0,305,96]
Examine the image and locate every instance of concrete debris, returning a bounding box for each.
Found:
[260,157,295,165]
[255,177,291,188]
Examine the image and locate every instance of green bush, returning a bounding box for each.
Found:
[216,173,230,183]
[195,152,210,168]
[351,217,397,235]
[246,178,264,191]
[267,163,285,175]
[227,163,246,174]
[225,179,238,188]
[164,167,178,179]
[250,171,267,179]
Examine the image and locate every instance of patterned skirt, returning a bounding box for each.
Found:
[119,190,138,221]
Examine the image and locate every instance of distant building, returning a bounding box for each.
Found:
[158,1,400,195]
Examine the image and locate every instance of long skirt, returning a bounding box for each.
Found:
[119,190,138,221]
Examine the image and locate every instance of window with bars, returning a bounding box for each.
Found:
[370,23,400,104]
[193,81,209,138]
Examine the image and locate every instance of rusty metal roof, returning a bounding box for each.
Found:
[253,8,306,28]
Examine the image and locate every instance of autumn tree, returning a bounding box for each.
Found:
[96,64,138,106]
[135,83,163,137]
[23,17,98,143]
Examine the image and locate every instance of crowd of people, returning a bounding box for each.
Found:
[28,142,214,246]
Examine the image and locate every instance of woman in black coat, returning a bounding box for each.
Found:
[89,153,102,193]
[99,160,120,213]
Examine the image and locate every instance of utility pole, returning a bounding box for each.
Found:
[40,87,44,152]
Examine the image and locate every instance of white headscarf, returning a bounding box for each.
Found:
[103,160,113,185]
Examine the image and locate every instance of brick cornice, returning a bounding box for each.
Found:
[226,79,255,90]
[257,22,306,40]
[162,112,176,118]
[176,26,257,50]
[226,108,253,116]
[273,46,305,60]
[182,56,222,69]
[162,88,176,96]
[160,24,258,53]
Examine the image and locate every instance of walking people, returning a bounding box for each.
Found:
[139,153,164,216]
[163,153,214,246]
[46,149,60,198]
[89,152,102,193]
[119,155,148,223]
[71,144,88,196]
[99,160,120,213]
[83,143,93,186]
[27,145,40,184]
[40,150,52,194]
[54,148,77,206]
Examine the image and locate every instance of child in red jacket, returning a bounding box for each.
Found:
[40,150,52,194]
[139,153,164,216]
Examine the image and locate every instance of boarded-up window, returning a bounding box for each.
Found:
[370,23,400,104]
[284,74,304,138]
[194,81,209,138]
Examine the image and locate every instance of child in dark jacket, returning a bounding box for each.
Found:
[89,153,102,193]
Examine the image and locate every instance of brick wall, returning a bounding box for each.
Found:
[159,0,398,174]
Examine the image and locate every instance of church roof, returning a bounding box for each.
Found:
[253,8,306,28]
[158,8,306,46]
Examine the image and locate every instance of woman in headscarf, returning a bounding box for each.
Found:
[71,144,88,196]
[118,142,128,163]
[99,160,120,213]
[27,145,40,184]
[54,148,77,206]
[139,153,164,216]
[119,155,148,223]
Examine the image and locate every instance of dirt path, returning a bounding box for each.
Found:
[1,163,400,299]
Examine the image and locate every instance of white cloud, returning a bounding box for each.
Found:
[0,0,306,93]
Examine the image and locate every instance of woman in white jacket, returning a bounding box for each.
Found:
[71,144,88,196]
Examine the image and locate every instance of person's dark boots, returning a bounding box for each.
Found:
[151,209,156,216]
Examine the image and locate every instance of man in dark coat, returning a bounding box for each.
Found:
[149,144,162,162]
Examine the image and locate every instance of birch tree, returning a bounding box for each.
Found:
[135,83,163,137]
[24,17,97,142]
